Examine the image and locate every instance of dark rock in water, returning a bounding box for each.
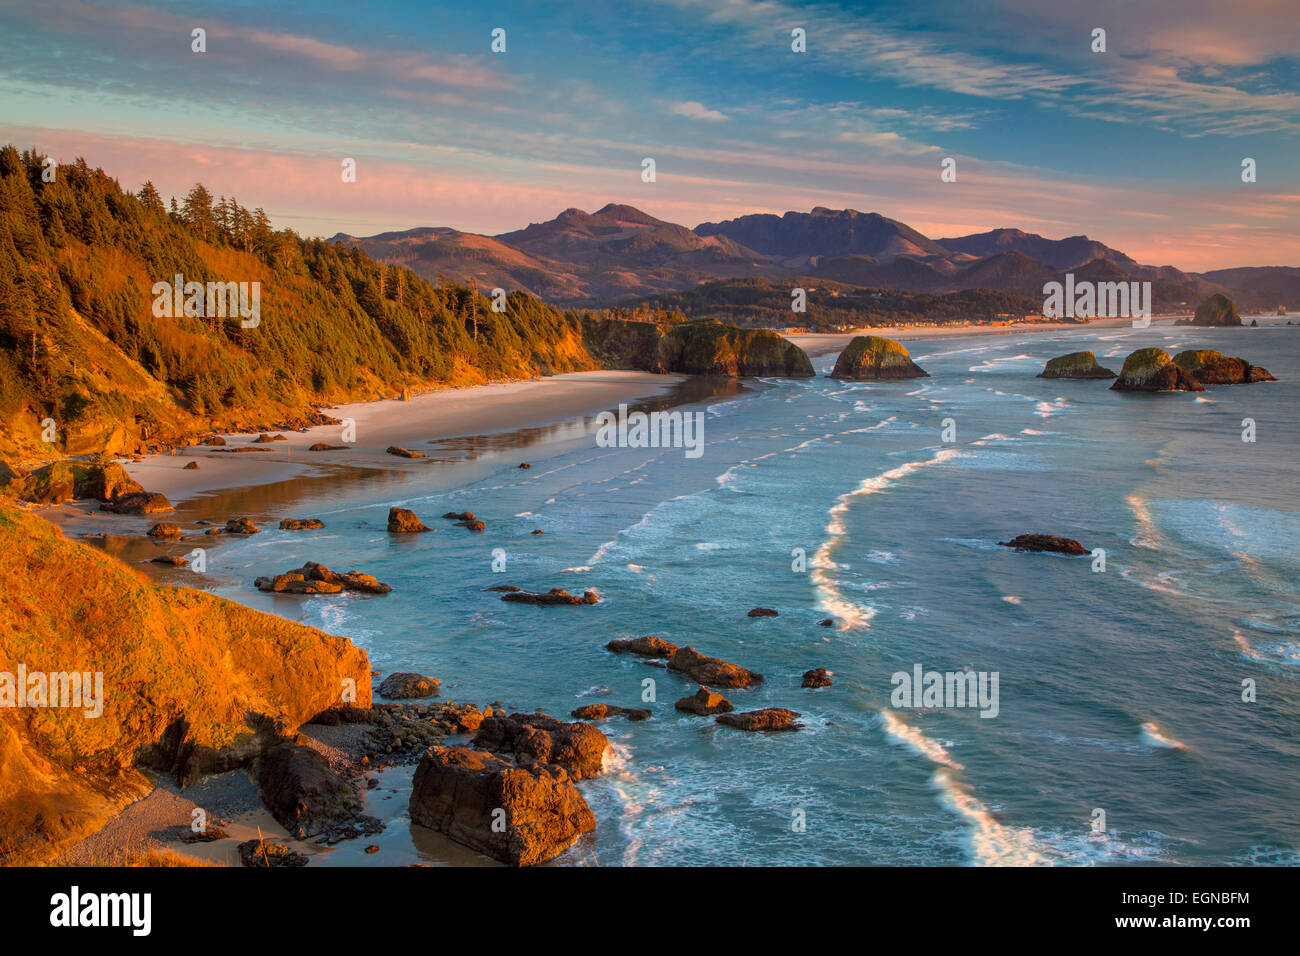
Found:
[150,555,188,566]
[308,442,346,451]
[408,745,595,866]
[378,672,441,699]
[238,839,309,867]
[748,607,778,617]
[571,704,651,721]
[674,687,734,715]
[251,433,287,443]
[454,518,486,532]
[483,584,523,592]
[1172,349,1276,385]
[146,522,183,539]
[101,491,173,514]
[386,445,425,459]
[501,587,599,605]
[668,646,763,688]
[443,511,475,520]
[1038,351,1116,379]
[1178,292,1241,327]
[531,529,544,534]
[716,708,802,732]
[830,336,928,380]
[472,712,610,780]
[519,463,531,469]
[183,461,200,470]
[224,517,261,535]
[258,742,361,839]
[387,507,431,533]
[279,518,325,530]
[607,635,679,658]
[817,618,834,627]
[998,534,1088,556]
[802,668,833,688]
[1110,348,1205,392]
[255,561,392,594]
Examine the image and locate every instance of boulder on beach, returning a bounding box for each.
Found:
[183,461,199,470]
[146,522,183,539]
[386,445,425,459]
[716,708,803,732]
[748,607,778,618]
[801,668,833,688]
[224,517,261,535]
[408,746,596,866]
[667,646,763,688]
[674,687,734,715]
[279,518,325,530]
[1172,350,1276,385]
[1180,292,1242,327]
[830,336,928,380]
[387,507,431,533]
[378,672,441,699]
[607,635,679,658]
[257,741,361,839]
[471,712,610,780]
[200,435,227,446]
[1110,348,1205,392]
[150,554,188,566]
[308,442,346,451]
[501,587,599,605]
[1038,351,1117,379]
[254,561,392,595]
[100,491,173,514]
[238,839,308,868]
[571,704,651,721]
[251,433,287,443]
[997,533,1089,556]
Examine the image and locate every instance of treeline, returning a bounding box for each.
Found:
[636,278,1043,329]
[0,146,604,457]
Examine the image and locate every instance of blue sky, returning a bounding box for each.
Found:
[1,0,1297,269]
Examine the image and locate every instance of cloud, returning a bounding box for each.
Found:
[670,100,729,121]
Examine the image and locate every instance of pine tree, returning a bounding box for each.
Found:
[137,181,164,215]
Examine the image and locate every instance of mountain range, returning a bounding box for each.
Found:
[332,205,1300,313]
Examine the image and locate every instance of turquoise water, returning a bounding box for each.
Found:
[182,321,1300,865]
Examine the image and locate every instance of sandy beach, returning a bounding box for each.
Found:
[121,370,687,503]
[784,316,1146,357]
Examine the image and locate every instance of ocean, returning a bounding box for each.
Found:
[136,320,1300,866]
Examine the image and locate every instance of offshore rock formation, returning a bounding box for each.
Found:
[829,336,928,380]
[998,534,1089,556]
[667,646,764,688]
[1110,348,1205,392]
[387,507,431,533]
[674,687,734,715]
[581,317,814,377]
[1172,350,1276,385]
[1179,292,1241,326]
[716,708,803,731]
[471,712,610,780]
[1038,351,1117,379]
[254,561,392,595]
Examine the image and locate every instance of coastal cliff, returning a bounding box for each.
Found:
[0,501,371,864]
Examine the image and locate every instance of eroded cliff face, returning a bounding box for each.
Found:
[0,502,371,863]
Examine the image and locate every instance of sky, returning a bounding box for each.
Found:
[0,0,1297,271]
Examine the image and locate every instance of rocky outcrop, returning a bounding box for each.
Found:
[443,511,475,520]
[1172,350,1276,385]
[254,561,393,595]
[716,708,802,731]
[0,501,371,864]
[251,433,287,443]
[801,668,833,688]
[183,461,199,470]
[471,713,610,780]
[308,442,346,451]
[571,704,651,721]
[238,839,309,867]
[997,533,1088,555]
[606,635,679,658]
[583,316,814,377]
[279,518,325,530]
[408,746,595,866]
[16,460,144,505]
[674,687,734,715]
[1179,293,1241,327]
[257,741,361,839]
[748,607,778,617]
[200,435,227,446]
[387,507,431,533]
[146,522,183,539]
[386,445,425,459]
[830,336,928,380]
[455,518,487,532]
[500,587,600,605]
[378,673,441,699]
[100,491,174,514]
[667,646,763,688]
[1038,351,1116,379]
[1110,348,1205,392]
[224,517,262,535]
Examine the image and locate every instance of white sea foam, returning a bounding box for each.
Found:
[1139,721,1188,750]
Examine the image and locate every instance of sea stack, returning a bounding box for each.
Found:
[1038,351,1116,379]
[829,336,928,380]
[1180,293,1242,327]
[1172,350,1276,385]
[1110,348,1205,392]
